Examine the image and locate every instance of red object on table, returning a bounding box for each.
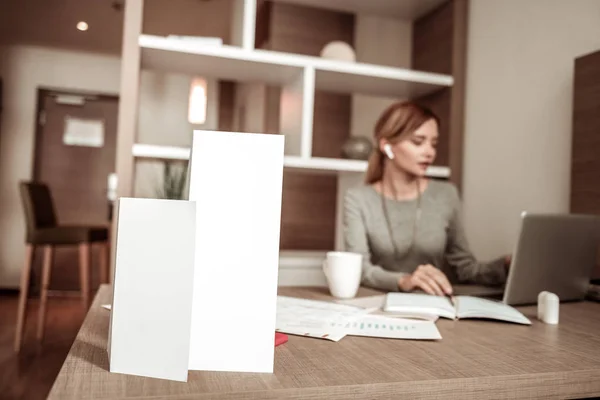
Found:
[275,332,288,346]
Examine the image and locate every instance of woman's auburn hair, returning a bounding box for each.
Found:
[365,101,440,184]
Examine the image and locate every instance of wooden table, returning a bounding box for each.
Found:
[48,284,600,399]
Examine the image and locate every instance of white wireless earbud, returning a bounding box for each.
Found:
[383,144,395,160]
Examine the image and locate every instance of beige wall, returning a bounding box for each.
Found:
[350,14,412,140]
[462,0,600,260]
[134,72,219,198]
[0,45,219,287]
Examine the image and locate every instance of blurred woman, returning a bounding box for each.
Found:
[343,101,509,295]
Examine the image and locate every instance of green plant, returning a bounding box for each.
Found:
[157,160,188,200]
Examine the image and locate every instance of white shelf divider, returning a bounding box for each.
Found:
[301,67,316,158]
[280,67,314,157]
[230,0,257,50]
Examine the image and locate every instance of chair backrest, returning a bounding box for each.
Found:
[19,181,57,235]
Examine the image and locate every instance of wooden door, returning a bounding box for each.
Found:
[33,90,118,292]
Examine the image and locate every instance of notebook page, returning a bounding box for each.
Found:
[455,296,531,325]
[335,295,386,311]
[384,293,456,320]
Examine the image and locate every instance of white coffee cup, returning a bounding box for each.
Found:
[322,251,363,299]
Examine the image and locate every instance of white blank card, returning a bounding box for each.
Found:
[108,198,196,382]
[188,130,284,373]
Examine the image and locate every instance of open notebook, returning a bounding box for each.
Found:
[384,293,531,325]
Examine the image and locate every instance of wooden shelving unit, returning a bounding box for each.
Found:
[140,34,453,97]
[137,33,453,161]
[116,0,466,281]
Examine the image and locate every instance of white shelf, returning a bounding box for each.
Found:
[314,62,452,98]
[131,144,366,173]
[139,35,453,98]
[132,144,190,160]
[132,144,451,178]
[140,35,304,86]
[284,157,450,177]
[272,0,448,20]
[283,156,367,173]
[423,165,451,179]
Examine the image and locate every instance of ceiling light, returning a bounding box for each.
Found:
[77,21,89,31]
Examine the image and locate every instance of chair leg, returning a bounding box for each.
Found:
[15,245,34,352]
[79,243,91,310]
[99,241,109,285]
[36,246,54,341]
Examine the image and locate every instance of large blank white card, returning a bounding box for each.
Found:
[188,130,284,373]
[108,198,197,382]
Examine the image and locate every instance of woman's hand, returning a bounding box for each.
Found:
[398,264,453,296]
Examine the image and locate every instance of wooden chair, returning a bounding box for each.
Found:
[14,181,110,352]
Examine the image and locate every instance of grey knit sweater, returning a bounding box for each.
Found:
[343,181,507,292]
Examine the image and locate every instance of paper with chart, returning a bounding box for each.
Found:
[276,296,368,341]
[329,315,442,340]
[276,296,442,341]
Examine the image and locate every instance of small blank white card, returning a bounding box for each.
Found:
[108,198,197,382]
[188,130,284,373]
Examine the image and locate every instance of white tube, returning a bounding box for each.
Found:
[542,292,560,325]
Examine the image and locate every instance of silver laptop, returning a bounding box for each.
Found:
[502,212,600,306]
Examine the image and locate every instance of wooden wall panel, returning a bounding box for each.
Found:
[279,173,338,250]
[264,86,281,135]
[254,0,272,50]
[412,1,453,75]
[571,49,600,279]
[311,92,351,159]
[269,2,354,57]
[217,81,235,132]
[571,50,600,214]
[412,0,468,191]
